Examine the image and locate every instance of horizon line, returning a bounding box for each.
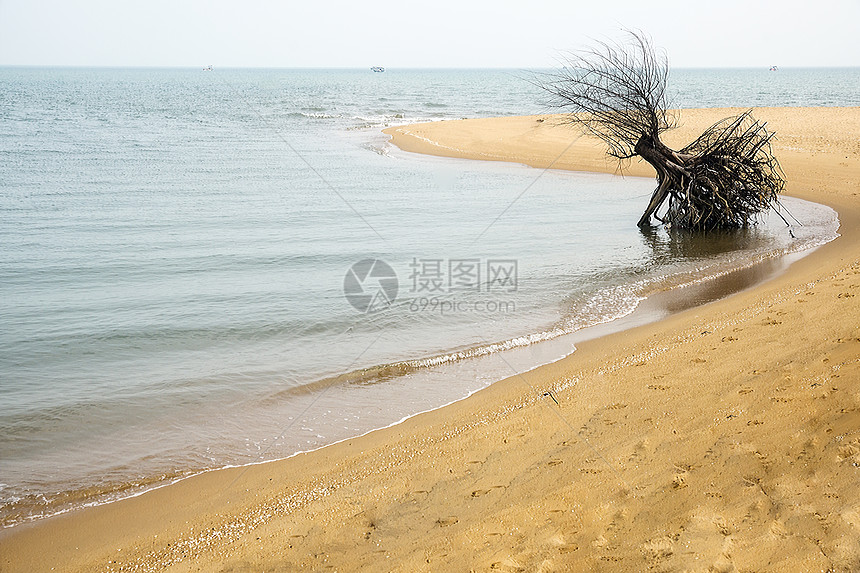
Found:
[2,64,858,71]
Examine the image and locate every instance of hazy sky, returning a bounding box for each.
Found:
[1,0,858,68]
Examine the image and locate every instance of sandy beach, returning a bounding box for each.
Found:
[2,107,858,572]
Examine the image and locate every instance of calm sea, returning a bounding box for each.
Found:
[0,67,855,526]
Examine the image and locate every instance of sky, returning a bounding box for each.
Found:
[1,0,858,68]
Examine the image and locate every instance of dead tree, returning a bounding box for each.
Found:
[537,31,784,231]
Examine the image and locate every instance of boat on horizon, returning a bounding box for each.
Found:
[371,66,385,73]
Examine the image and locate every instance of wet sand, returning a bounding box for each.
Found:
[2,107,859,572]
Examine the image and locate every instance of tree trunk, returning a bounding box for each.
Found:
[634,135,689,228]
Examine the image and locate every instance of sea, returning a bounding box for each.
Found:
[1,67,857,527]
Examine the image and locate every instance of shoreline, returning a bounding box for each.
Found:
[0,194,835,533]
[0,218,829,532]
[2,107,858,572]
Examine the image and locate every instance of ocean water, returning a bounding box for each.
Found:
[0,67,853,527]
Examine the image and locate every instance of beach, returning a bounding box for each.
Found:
[2,106,858,572]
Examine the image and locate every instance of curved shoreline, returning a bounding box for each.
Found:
[0,194,835,532]
[2,193,833,531]
[2,107,858,572]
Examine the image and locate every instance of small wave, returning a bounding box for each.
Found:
[263,287,646,405]
[299,111,343,120]
[0,469,193,529]
[269,201,840,409]
[362,143,390,156]
[284,110,344,120]
[344,113,426,131]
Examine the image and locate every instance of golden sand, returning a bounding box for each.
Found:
[2,108,858,572]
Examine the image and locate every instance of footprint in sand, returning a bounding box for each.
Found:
[642,536,675,562]
[489,558,523,571]
[714,516,732,536]
[837,443,860,464]
[769,519,789,538]
[548,532,579,553]
[472,485,506,497]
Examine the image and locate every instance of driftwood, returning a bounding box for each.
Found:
[537,31,784,231]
